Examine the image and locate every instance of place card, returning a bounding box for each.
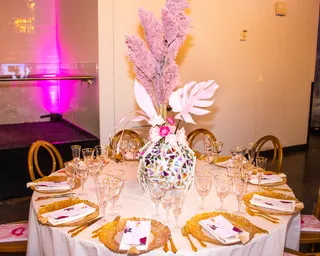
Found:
[119,220,151,251]
[200,215,249,244]
[41,202,96,225]
[34,181,70,192]
[249,174,283,185]
[0,223,28,242]
[250,194,295,213]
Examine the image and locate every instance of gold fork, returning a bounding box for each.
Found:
[246,208,279,224]
[261,186,291,192]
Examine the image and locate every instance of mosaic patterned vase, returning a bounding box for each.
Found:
[137,140,196,192]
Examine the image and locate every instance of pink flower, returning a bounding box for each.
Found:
[159,126,171,137]
[167,117,175,125]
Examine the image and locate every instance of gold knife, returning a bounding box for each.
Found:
[68,217,102,237]
[169,234,177,253]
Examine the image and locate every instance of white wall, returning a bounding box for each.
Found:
[98,0,319,153]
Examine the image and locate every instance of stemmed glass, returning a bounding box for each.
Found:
[76,162,89,196]
[230,145,247,163]
[214,174,232,211]
[247,142,256,165]
[212,141,224,162]
[147,177,165,219]
[172,188,185,229]
[235,178,247,214]
[64,161,76,195]
[106,177,122,217]
[71,145,81,164]
[94,175,109,221]
[161,188,173,224]
[106,169,125,209]
[195,171,213,210]
[203,135,213,163]
[227,161,241,194]
[128,138,141,165]
[82,148,95,163]
[119,139,128,160]
[256,156,267,188]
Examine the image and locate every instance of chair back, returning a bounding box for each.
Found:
[110,130,145,153]
[187,128,216,149]
[314,184,320,219]
[254,135,283,172]
[28,140,64,181]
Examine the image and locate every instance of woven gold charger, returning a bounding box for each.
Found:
[248,170,287,187]
[99,217,170,255]
[213,156,231,168]
[30,176,80,194]
[244,191,304,215]
[37,198,99,227]
[186,211,267,246]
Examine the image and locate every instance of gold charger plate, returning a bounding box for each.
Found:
[213,156,231,168]
[99,217,170,255]
[37,198,99,227]
[30,176,80,194]
[248,170,287,187]
[243,191,303,215]
[186,211,267,246]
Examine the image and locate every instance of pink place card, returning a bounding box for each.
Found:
[301,215,320,232]
[0,223,28,242]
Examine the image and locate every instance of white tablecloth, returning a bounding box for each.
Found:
[27,161,300,256]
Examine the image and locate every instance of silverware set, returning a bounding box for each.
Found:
[67,217,102,237]
[35,193,75,201]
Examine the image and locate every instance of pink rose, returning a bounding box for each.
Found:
[167,117,175,126]
[159,126,171,137]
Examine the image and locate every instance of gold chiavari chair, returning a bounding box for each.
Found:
[284,248,308,256]
[28,140,64,181]
[110,130,145,159]
[300,185,320,255]
[186,129,217,159]
[254,135,283,172]
[0,221,28,253]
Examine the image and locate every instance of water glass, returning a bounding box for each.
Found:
[106,169,125,209]
[195,171,213,210]
[256,156,267,169]
[87,160,102,181]
[82,148,95,163]
[76,162,88,196]
[235,179,247,214]
[215,174,232,211]
[94,145,108,159]
[204,135,213,162]
[94,176,109,221]
[230,145,247,163]
[161,189,173,224]
[71,145,81,163]
[227,161,241,193]
[64,162,76,194]
[106,177,122,217]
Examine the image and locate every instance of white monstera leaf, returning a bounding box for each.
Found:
[169,80,219,124]
[134,79,157,119]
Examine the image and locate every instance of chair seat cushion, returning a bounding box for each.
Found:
[301,214,320,232]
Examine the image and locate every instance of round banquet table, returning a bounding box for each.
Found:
[27,160,301,256]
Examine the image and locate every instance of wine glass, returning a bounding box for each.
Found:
[71,145,81,164]
[87,160,102,181]
[227,161,241,194]
[119,139,128,160]
[235,178,247,214]
[147,177,165,219]
[76,161,88,196]
[195,171,213,210]
[82,148,95,164]
[230,145,247,164]
[214,174,232,211]
[212,141,223,162]
[161,188,173,224]
[128,138,141,165]
[106,169,125,209]
[203,135,213,163]
[172,188,185,229]
[94,175,109,221]
[247,142,256,165]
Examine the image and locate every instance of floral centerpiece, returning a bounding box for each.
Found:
[124,0,219,191]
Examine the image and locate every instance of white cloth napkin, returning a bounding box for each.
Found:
[249,174,283,185]
[41,203,96,226]
[199,215,249,244]
[28,181,70,191]
[250,194,295,213]
[0,223,28,242]
[119,220,151,251]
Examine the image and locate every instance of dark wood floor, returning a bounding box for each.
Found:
[0,132,319,255]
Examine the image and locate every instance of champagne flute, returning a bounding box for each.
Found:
[94,175,109,221]
[247,142,256,165]
[76,161,88,196]
[256,156,267,189]
[203,135,213,163]
[147,177,165,219]
[82,148,95,164]
[212,141,224,162]
[215,174,232,211]
[235,178,247,214]
[227,161,241,194]
[195,171,213,210]
[64,161,76,195]
[172,188,185,229]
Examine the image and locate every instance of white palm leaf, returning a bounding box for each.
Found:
[169,80,218,124]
